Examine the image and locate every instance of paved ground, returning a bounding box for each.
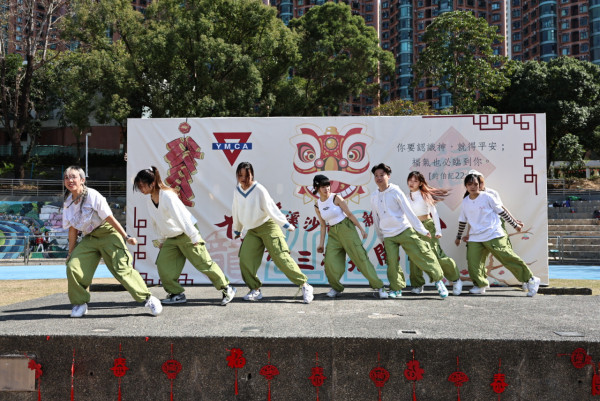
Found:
[0,285,598,342]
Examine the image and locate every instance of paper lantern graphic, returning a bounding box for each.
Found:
[404,349,424,401]
[308,352,327,401]
[226,348,246,395]
[369,353,390,401]
[260,351,279,401]
[448,356,469,401]
[110,344,129,401]
[162,344,182,401]
[490,358,508,400]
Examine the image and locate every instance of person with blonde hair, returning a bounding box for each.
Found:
[63,166,162,318]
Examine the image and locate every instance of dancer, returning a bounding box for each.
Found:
[134,167,236,306]
[232,162,313,303]
[406,171,463,296]
[370,163,449,299]
[313,174,388,299]
[63,166,162,317]
[454,173,540,296]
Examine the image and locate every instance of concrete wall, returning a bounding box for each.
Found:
[0,335,598,400]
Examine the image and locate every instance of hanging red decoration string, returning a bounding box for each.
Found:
[162,344,182,401]
[226,348,246,395]
[403,349,424,401]
[490,358,508,400]
[70,349,75,401]
[259,351,279,401]
[369,352,390,401]
[308,352,327,401]
[25,354,42,401]
[448,356,469,401]
[110,344,129,401]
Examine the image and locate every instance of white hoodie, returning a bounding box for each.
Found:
[370,183,428,241]
[232,182,291,236]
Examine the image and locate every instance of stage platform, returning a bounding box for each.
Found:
[1,285,599,400]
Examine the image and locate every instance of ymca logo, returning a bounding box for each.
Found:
[212,132,253,166]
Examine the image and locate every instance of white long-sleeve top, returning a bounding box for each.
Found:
[407,190,442,237]
[370,183,428,242]
[232,182,291,236]
[147,189,200,244]
[62,188,112,235]
[458,191,505,242]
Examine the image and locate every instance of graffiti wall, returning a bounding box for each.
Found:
[127,115,548,286]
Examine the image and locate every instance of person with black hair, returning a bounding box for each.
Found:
[134,166,236,306]
[63,166,162,318]
[312,174,388,299]
[232,162,313,303]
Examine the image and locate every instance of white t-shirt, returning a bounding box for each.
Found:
[147,189,200,244]
[62,187,112,235]
[317,194,346,226]
[458,191,505,242]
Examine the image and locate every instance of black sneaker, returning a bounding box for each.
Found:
[161,293,187,305]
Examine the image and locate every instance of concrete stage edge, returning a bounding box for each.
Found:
[0,285,599,400]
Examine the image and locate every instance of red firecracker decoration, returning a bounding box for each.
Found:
[226,348,246,395]
[259,351,279,401]
[369,353,390,401]
[404,349,425,401]
[592,363,600,396]
[70,349,75,401]
[448,356,469,401]
[26,355,43,401]
[163,123,204,207]
[490,358,508,400]
[162,344,182,401]
[308,352,327,401]
[110,344,129,401]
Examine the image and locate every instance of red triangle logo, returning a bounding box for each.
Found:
[213,132,252,166]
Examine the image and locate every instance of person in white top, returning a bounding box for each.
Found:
[454,173,540,296]
[232,162,313,303]
[62,166,162,318]
[312,174,388,299]
[134,167,236,306]
[370,163,448,299]
[406,171,463,296]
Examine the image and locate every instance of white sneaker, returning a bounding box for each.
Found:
[326,288,342,298]
[469,286,488,295]
[243,289,263,301]
[522,282,528,291]
[221,286,237,305]
[376,287,389,299]
[70,303,88,318]
[527,276,541,297]
[145,295,163,316]
[452,279,463,296]
[302,283,314,304]
[411,286,424,294]
[388,290,402,298]
[435,280,448,298]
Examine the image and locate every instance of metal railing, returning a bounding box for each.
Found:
[0,233,69,265]
[548,235,600,265]
[0,178,126,198]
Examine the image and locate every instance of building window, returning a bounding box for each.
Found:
[512,10,521,17]
[513,45,521,52]
[561,21,569,29]
[560,8,568,16]
[561,33,569,42]
[513,32,521,40]
[580,4,587,13]
[491,2,500,9]
[580,17,588,26]
[581,30,588,39]
[492,14,500,21]
[561,47,570,55]
[582,44,589,52]
[382,1,388,7]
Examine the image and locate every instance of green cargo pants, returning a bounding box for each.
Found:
[383,227,444,291]
[466,235,533,288]
[66,223,151,305]
[325,218,384,292]
[239,219,307,290]
[156,232,230,295]
[409,218,459,287]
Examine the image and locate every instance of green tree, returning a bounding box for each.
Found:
[412,10,508,114]
[488,57,600,167]
[371,99,435,116]
[62,0,297,119]
[0,0,68,178]
[284,2,394,116]
[552,133,585,178]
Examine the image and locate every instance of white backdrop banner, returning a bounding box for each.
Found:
[127,115,548,287]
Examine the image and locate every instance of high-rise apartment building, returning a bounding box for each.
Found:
[268,0,380,115]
